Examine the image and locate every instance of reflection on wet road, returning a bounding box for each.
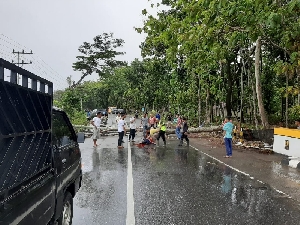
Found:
[74,132,300,224]
[132,144,300,224]
[74,136,128,225]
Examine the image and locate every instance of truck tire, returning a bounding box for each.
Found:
[57,192,73,225]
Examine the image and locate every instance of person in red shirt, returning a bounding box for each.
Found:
[149,115,156,128]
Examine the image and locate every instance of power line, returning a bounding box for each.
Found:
[0,47,64,89]
[28,54,69,88]
[1,34,57,74]
[12,49,33,67]
[0,36,21,50]
[30,63,65,90]
[0,34,69,90]
[0,34,26,49]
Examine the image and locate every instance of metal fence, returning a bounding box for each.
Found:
[0,58,53,194]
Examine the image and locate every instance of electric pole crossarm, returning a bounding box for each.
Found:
[12,61,32,65]
[12,49,33,67]
[13,49,33,54]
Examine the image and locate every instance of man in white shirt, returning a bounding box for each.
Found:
[129,115,137,142]
[116,113,121,124]
[118,114,126,148]
[91,112,102,147]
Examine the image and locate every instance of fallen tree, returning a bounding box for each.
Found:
[73,125,222,135]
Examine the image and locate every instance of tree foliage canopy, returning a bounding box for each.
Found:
[56,1,300,128]
[72,33,126,87]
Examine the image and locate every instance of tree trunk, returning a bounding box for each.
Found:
[220,103,225,119]
[246,59,252,124]
[285,72,288,127]
[255,37,269,128]
[281,97,284,122]
[242,55,250,123]
[198,74,202,127]
[206,88,210,122]
[240,62,244,123]
[297,68,300,105]
[226,60,233,117]
[209,101,213,123]
[251,79,259,129]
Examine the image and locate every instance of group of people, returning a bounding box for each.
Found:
[91,111,191,148]
[115,112,170,148]
[115,113,137,148]
[91,110,234,158]
[90,112,133,148]
[140,113,189,147]
[140,112,167,147]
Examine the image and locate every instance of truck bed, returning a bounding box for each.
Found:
[0,58,53,198]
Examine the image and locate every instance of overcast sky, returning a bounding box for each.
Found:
[0,0,158,90]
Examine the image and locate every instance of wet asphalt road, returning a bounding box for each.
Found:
[73,116,300,225]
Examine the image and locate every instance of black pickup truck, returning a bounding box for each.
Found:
[0,58,84,225]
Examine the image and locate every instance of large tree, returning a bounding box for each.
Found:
[136,0,300,127]
[72,32,126,87]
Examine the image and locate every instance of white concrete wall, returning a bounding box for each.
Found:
[273,135,300,157]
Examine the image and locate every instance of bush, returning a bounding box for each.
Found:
[288,105,300,123]
[268,114,282,125]
[70,110,88,125]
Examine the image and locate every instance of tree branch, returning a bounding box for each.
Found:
[262,38,290,56]
[71,73,89,88]
[259,24,290,56]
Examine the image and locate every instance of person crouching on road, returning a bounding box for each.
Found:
[140,131,155,145]
[223,117,234,158]
[129,115,137,142]
[179,117,189,146]
[118,114,126,148]
[91,112,102,147]
[156,119,167,147]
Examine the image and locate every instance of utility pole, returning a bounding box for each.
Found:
[12,49,33,66]
[12,49,33,84]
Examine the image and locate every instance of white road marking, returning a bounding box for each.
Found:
[126,143,135,225]
[189,144,291,198]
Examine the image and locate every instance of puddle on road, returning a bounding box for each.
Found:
[271,161,300,184]
[74,145,128,225]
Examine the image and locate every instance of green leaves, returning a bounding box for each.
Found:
[142,9,148,15]
[72,33,126,87]
[60,0,300,126]
[267,12,282,28]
